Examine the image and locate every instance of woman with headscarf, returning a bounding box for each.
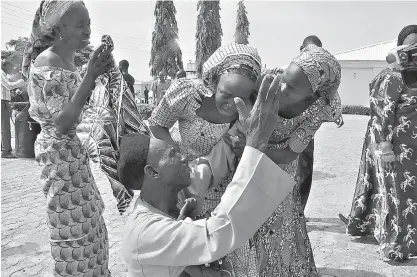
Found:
[148,43,261,211]
[231,41,342,277]
[23,1,114,275]
[340,25,417,261]
[148,43,261,274]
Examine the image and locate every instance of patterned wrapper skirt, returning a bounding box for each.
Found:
[36,136,111,276]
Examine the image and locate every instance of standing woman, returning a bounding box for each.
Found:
[22,1,113,275]
[341,25,417,261]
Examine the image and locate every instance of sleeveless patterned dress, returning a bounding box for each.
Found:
[28,65,110,277]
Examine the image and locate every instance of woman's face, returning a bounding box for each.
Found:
[278,63,314,115]
[402,33,417,45]
[57,2,91,50]
[215,73,255,116]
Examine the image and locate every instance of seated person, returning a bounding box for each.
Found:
[120,75,296,277]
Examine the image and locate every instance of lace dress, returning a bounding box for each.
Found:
[226,98,332,277]
[28,66,110,276]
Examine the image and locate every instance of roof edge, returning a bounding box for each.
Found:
[334,39,397,56]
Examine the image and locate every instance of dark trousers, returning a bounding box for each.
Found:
[297,139,315,211]
[1,100,12,152]
[144,94,149,104]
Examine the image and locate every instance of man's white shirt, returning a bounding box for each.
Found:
[122,146,295,277]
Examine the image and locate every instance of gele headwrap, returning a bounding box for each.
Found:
[22,0,82,78]
[202,43,262,93]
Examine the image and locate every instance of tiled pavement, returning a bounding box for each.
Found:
[1,115,416,277]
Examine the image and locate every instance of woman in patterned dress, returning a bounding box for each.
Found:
[23,1,114,275]
[148,43,262,213]
[340,25,417,261]
[230,43,342,277]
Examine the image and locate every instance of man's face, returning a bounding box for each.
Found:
[147,138,190,188]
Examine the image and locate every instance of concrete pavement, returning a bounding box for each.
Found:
[1,115,416,276]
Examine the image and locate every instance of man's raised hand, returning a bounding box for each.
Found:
[234,74,281,152]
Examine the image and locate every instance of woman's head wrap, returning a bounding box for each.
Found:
[397,24,417,46]
[292,44,342,122]
[22,0,82,79]
[202,43,262,93]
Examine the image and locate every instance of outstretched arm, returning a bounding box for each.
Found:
[123,146,295,266]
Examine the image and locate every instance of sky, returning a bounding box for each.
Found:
[1,0,417,81]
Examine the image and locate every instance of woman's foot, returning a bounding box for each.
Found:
[338,213,349,225]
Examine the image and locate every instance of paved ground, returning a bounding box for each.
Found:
[1,115,416,277]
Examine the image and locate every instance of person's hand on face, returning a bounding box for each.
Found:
[233,74,281,152]
[223,100,253,157]
[86,43,114,80]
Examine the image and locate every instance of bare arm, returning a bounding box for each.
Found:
[53,74,95,134]
[34,45,113,134]
[149,125,178,149]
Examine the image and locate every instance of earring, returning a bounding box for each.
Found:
[58,33,63,40]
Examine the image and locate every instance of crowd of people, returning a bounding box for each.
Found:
[1,0,416,277]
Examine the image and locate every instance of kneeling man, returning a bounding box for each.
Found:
[120,75,294,277]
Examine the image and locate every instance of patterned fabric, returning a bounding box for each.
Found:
[22,0,83,79]
[202,43,262,92]
[346,68,417,261]
[28,66,110,276]
[293,44,343,124]
[227,111,319,277]
[269,96,330,153]
[76,61,148,214]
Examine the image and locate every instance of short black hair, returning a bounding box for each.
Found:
[119,60,129,69]
[301,35,322,50]
[117,133,150,190]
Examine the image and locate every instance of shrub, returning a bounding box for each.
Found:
[136,104,156,120]
[342,105,371,116]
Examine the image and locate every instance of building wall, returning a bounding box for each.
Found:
[338,60,387,107]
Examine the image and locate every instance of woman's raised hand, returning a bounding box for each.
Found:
[85,43,114,80]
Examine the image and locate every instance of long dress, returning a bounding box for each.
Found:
[346,68,417,260]
[228,99,328,277]
[28,65,111,276]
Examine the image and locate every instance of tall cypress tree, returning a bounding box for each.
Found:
[195,0,223,78]
[234,0,250,44]
[150,0,183,78]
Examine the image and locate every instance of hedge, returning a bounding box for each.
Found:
[342,105,371,116]
[136,104,372,119]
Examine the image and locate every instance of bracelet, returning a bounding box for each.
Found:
[268,142,287,150]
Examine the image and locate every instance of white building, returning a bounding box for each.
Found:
[335,40,397,107]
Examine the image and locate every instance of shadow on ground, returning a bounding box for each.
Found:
[384,257,417,267]
[307,218,346,234]
[319,268,388,277]
[350,236,379,245]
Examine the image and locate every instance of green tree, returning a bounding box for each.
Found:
[1,37,29,71]
[149,0,183,78]
[195,0,223,78]
[234,0,250,44]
